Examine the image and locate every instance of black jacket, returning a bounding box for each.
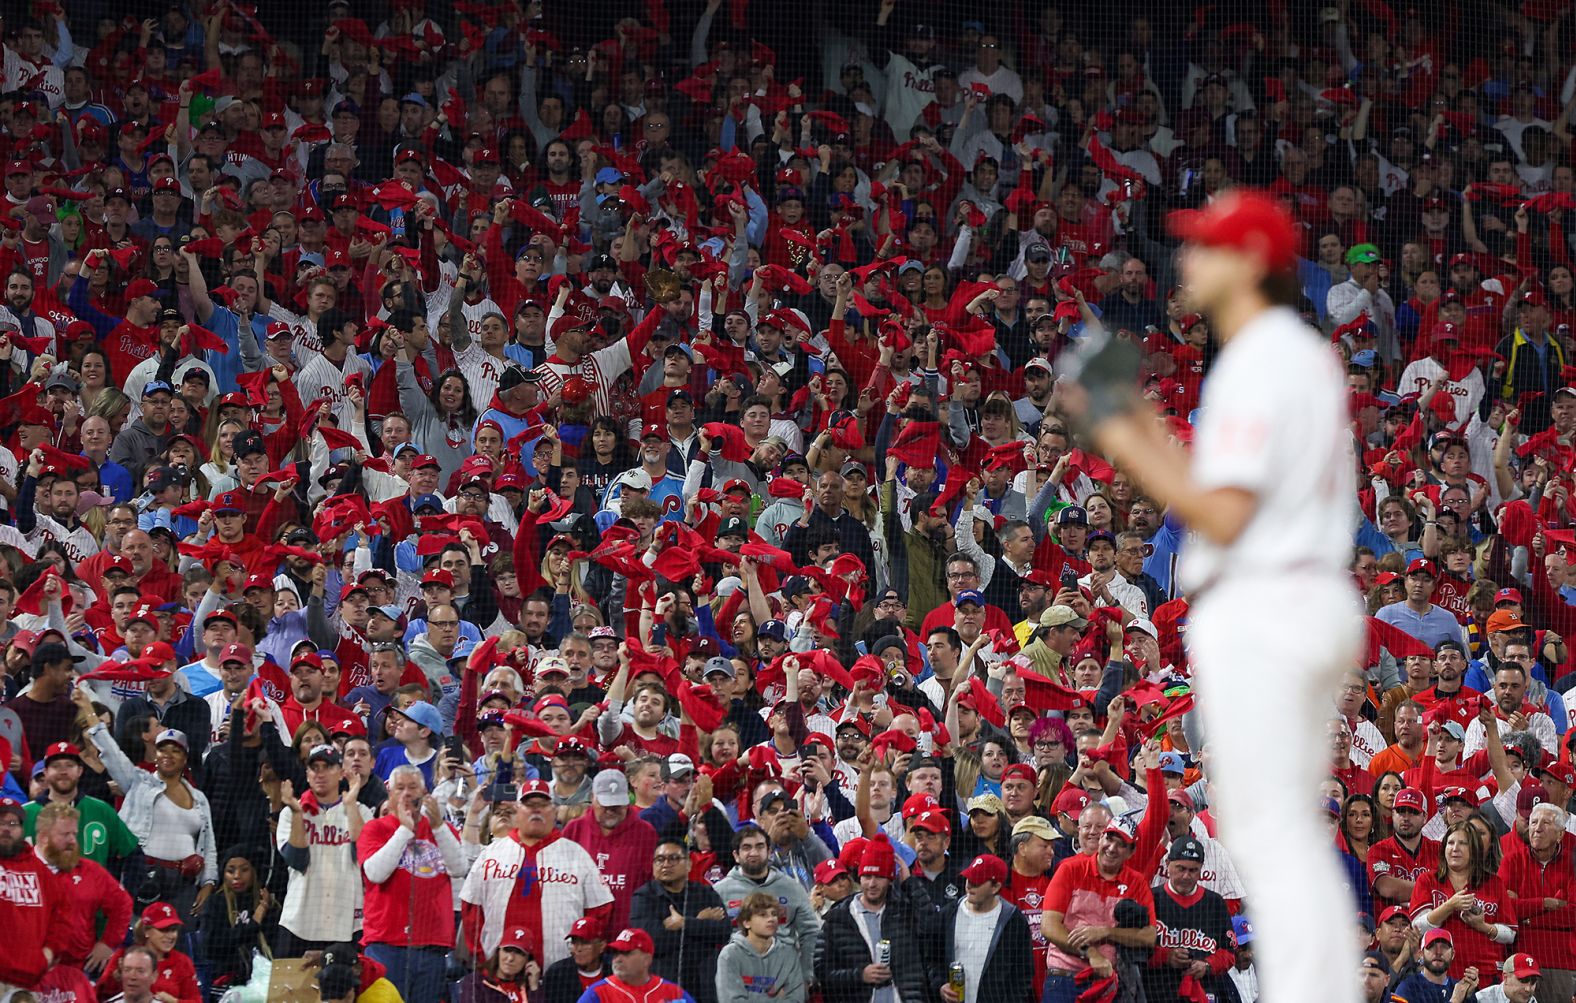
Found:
[815,892,939,1003]
[541,954,610,1003]
[627,879,733,1003]
[934,898,1034,1003]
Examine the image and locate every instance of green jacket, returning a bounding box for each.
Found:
[25,794,139,865]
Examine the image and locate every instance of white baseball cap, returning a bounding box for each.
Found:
[616,469,653,491]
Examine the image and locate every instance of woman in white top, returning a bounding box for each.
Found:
[74,685,218,924]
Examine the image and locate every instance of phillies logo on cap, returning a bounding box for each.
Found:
[517,779,552,800]
[1392,788,1427,814]
[566,916,604,940]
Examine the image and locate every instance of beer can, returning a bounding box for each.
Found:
[949,962,966,1002]
[877,939,891,966]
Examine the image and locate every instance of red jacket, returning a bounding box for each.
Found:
[49,854,133,966]
[96,947,200,1003]
[0,845,69,988]
[1500,833,1576,970]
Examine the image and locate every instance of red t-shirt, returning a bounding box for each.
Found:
[1408,870,1516,980]
[1043,853,1156,972]
[1002,868,1054,991]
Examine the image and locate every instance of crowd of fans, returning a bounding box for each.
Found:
[7,1,1576,1003]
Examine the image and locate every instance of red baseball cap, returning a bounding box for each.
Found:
[43,741,82,764]
[1167,189,1298,270]
[1537,759,1576,788]
[566,916,605,940]
[1496,588,1524,605]
[1507,954,1541,980]
[1052,788,1091,818]
[141,902,184,929]
[1392,787,1428,814]
[609,928,655,954]
[1377,905,1410,925]
[1438,785,1479,807]
[959,853,1008,885]
[813,859,850,884]
[126,278,161,301]
[1405,558,1437,577]
[1000,763,1038,785]
[901,792,940,819]
[517,779,552,800]
[411,454,440,470]
[498,926,532,952]
[908,809,951,834]
[290,652,325,672]
[142,641,178,665]
[422,568,455,588]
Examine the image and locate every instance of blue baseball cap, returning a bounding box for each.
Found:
[1232,915,1255,945]
[411,493,445,513]
[953,589,985,608]
[757,619,787,642]
[447,635,476,664]
[1157,751,1186,775]
[1350,349,1378,368]
[392,700,442,735]
[594,167,624,186]
[142,379,175,398]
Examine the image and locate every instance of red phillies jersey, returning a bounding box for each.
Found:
[579,975,695,1003]
[1367,835,1440,909]
[1408,870,1517,980]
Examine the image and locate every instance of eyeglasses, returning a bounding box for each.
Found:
[459,490,488,501]
[653,853,687,863]
[947,571,978,581]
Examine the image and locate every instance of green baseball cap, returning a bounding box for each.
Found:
[1346,243,1381,265]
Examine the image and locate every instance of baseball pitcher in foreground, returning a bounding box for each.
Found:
[1061,189,1364,1003]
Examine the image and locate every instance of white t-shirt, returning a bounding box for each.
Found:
[958,65,1024,104]
[1179,307,1354,592]
[953,900,1002,1002]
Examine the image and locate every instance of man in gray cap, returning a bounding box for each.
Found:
[638,753,697,837]
[562,768,659,931]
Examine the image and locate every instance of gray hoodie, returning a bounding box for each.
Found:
[716,931,807,1003]
[714,865,822,975]
[408,633,461,708]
